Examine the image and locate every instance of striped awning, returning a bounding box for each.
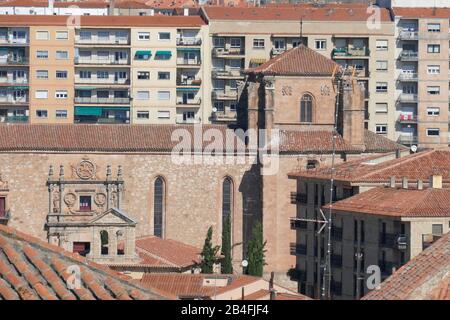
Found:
[250,58,266,64]
[135,50,152,56]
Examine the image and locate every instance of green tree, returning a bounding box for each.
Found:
[199,226,220,274]
[246,221,266,277]
[221,216,233,274]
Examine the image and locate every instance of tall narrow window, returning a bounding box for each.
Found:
[222,177,232,226]
[300,94,313,123]
[100,230,109,255]
[154,177,165,238]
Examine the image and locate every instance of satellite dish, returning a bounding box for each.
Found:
[241,260,248,268]
[212,107,217,113]
[410,145,417,153]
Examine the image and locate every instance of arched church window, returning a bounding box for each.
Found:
[100,230,109,255]
[222,177,233,226]
[154,177,165,238]
[300,94,313,123]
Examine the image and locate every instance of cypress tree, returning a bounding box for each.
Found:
[246,221,266,277]
[199,226,220,274]
[221,215,233,274]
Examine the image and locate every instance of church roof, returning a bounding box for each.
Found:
[245,44,339,77]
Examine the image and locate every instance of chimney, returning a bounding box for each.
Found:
[417,179,423,190]
[429,175,442,189]
[389,176,396,188]
[401,177,408,189]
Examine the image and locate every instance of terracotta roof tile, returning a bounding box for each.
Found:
[328,186,450,218]
[246,45,338,76]
[202,5,392,22]
[394,7,450,19]
[362,232,450,300]
[0,224,165,300]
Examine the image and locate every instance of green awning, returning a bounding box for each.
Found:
[177,48,200,52]
[176,87,199,92]
[9,86,29,89]
[75,107,103,116]
[103,107,130,111]
[75,86,97,90]
[135,50,152,56]
[155,51,172,56]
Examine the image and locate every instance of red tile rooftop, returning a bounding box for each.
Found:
[326,186,450,218]
[362,232,450,300]
[0,224,165,300]
[393,7,450,19]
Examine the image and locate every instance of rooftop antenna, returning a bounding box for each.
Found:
[299,17,304,45]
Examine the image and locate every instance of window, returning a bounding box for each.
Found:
[56,31,68,40]
[427,86,440,95]
[315,39,326,50]
[36,110,48,118]
[427,23,440,32]
[253,38,265,49]
[79,31,91,41]
[213,37,225,48]
[79,71,91,79]
[183,111,195,121]
[98,31,109,41]
[116,31,128,42]
[72,242,90,257]
[427,44,440,53]
[55,51,68,59]
[36,50,48,59]
[230,102,237,111]
[137,71,150,80]
[36,31,49,40]
[35,90,48,99]
[376,40,388,51]
[56,110,67,118]
[376,60,388,71]
[56,70,68,79]
[230,80,237,91]
[427,65,440,74]
[214,101,224,112]
[213,79,225,90]
[230,38,241,48]
[300,94,313,123]
[154,177,165,238]
[274,39,285,50]
[137,111,149,119]
[375,103,388,113]
[100,230,108,255]
[427,107,440,116]
[55,90,68,99]
[158,32,170,40]
[136,91,149,100]
[376,82,388,93]
[97,71,109,79]
[426,128,440,136]
[36,70,48,79]
[158,72,170,80]
[222,177,233,236]
[158,111,170,119]
[376,124,387,134]
[138,32,150,40]
[432,224,443,235]
[158,91,170,100]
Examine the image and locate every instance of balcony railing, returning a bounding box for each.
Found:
[332,47,369,57]
[398,30,418,40]
[290,217,307,230]
[211,110,237,121]
[75,37,129,45]
[176,97,201,105]
[176,78,202,86]
[74,97,130,104]
[75,78,130,85]
[175,116,201,124]
[0,210,10,225]
[398,73,418,81]
[212,47,245,56]
[74,57,130,65]
[212,90,237,100]
[176,58,201,66]
[0,57,29,65]
[176,37,202,46]
[271,48,286,56]
[0,78,28,85]
[398,93,418,103]
[399,50,418,61]
[0,37,29,45]
[290,243,307,256]
[0,115,28,123]
[212,69,243,78]
[75,117,130,124]
[397,114,418,123]
[398,135,418,145]
[0,97,28,104]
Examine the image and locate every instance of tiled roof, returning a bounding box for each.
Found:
[0,224,164,300]
[289,148,450,183]
[0,14,205,26]
[202,5,392,22]
[394,7,450,19]
[362,232,450,300]
[246,45,338,76]
[54,1,109,8]
[134,236,201,269]
[242,289,311,300]
[0,0,48,7]
[115,0,198,9]
[327,186,450,218]
[363,130,407,153]
[139,273,261,299]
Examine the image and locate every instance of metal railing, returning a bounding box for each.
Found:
[176,98,201,105]
[176,37,202,46]
[75,57,130,65]
[211,90,237,100]
[74,78,130,85]
[175,117,201,124]
[0,97,28,104]
[74,97,130,104]
[1,57,29,65]
[398,93,418,103]
[0,78,28,85]
[399,50,418,61]
[333,47,369,57]
[0,116,28,123]
[398,30,418,40]
[75,38,130,45]
[397,114,418,123]
[212,47,245,56]
[398,135,418,145]
[176,78,202,86]
[0,210,10,224]
[398,73,418,81]
[212,69,243,78]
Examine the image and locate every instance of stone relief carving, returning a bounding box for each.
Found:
[110,191,118,208]
[64,193,77,208]
[52,191,60,213]
[321,84,331,96]
[281,85,292,96]
[94,193,107,208]
[76,159,96,180]
[0,173,8,190]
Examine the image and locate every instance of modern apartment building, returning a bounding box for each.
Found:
[0,15,208,124]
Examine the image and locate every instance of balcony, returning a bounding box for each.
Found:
[74,57,130,65]
[397,114,418,123]
[176,37,202,46]
[332,47,369,58]
[398,30,418,40]
[399,50,418,61]
[290,243,307,256]
[398,93,418,103]
[271,48,286,56]
[0,115,28,123]
[175,115,201,124]
[0,78,28,85]
[211,110,237,122]
[212,90,237,100]
[75,117,129,124]
[212,47,245,57]
[398,135,418,145]
[74,97,130,104]
[0,57,29,65]
[212,69,243,79]
[379,233,408,250]
[75,37,129,46]
[398,73,418,81]
[0,37,29,46]
[290,192,307,204]
[75,78,130,85]
[0,96,28,105]
[176,97,201,106]
[176,78,202,87]
[176,58,201,66]
[290,217,307,230]
[0,210,10,225]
